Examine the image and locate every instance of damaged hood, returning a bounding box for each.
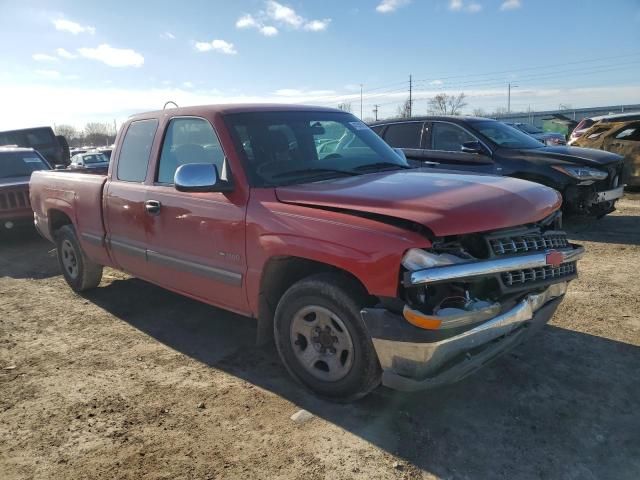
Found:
[275,169,561,237]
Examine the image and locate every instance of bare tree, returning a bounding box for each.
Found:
[427,93,467,115]
[54,124,78,141]
[472,108,487,117]
[83,122,112,146]
[396,98,412,118]
[337,102,352,113]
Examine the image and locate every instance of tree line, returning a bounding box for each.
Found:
[55,123,117,148]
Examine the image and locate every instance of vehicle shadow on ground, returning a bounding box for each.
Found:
[0,229,59,279]
[86,277,640,480]
[565,214,640,246]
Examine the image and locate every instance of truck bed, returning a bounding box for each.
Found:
[30,170,110,264]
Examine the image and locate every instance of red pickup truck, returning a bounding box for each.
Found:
[30,104,584,400]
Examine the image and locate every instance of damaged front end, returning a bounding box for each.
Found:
[361,215,585,391]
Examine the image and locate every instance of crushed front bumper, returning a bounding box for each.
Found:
[362,282,568,392]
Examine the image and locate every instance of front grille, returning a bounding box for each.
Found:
[0,190,30,211]
[502,262,576,287]
[490,232,569,256]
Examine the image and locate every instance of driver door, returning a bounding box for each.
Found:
[414,121,496,174]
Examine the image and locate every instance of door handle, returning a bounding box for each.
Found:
[144,200,161,215]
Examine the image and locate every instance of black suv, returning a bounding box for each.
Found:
[370,116,624,217]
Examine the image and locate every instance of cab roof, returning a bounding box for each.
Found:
[128,103,345,122]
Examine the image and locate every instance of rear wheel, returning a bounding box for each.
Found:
[55,225,103,292]
[274,273,381,401]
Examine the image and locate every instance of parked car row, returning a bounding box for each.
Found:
[369,116,624,217]
[28,104,587,400]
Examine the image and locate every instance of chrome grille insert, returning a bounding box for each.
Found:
[490,232,568,256]
[502,262,576,287]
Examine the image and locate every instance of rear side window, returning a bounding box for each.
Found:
[156,117,227,184]
[383,123,423,148]
[370,125,384,136]
[117,119,158,182]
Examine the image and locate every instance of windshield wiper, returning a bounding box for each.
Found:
[352,162,411,172]
[271,168,359,180]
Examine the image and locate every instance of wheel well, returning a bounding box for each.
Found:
[255,256,372,345]
[49,209,73,236]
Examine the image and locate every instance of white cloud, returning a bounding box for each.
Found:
[182,81,194,88]
[260,25,279,36]
[236,13,279,36]
[303,19,331,31]
[232,1,330,33]
[32,53,58,62]
[52,18,95,35]
[236,14,259,29]
[500,0,521,10]
[449,0,482,13]
[161,32,176,39]
[195,39,237,55]
[56,48,77,59]
[430,79,444,86]
[77,44,144,67]
[376,0,411,14]
[266,0,304,28]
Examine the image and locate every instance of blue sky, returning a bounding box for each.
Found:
[1,0,639,129]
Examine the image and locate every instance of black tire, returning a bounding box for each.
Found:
[274,273,381,401]
[55,225,103,292]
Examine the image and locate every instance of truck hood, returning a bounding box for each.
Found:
[275,170,561,237]
[501,145,622,167]
[0,176,30,188]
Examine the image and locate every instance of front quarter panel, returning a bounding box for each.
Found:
[245,189,430,313]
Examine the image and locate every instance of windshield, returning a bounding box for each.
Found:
[81,153,108,164]
[225,111,408,186]
[0,151,50,178]
[517,123,544,134]
[471,120,546,149]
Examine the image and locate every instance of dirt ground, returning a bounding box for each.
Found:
[1,194,639,480]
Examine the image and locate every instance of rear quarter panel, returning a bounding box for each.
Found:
[30,170,112,266]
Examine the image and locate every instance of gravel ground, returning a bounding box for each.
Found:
[1,194,639,480]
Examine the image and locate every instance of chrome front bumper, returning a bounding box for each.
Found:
[362,282,568,392]
[406,246,584,286]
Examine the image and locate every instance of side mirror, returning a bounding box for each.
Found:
[174,163,231,192]
[461,141,485,154]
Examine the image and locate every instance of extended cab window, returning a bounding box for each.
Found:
[117,119,158,182]
[157,117,227,184]
[431,122,476,151]
[383,123,423,148]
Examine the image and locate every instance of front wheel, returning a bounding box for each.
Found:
[274,273,381,401]
[55,225,103,293]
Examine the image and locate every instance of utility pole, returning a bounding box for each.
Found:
[373,105,379,121]
[359,83,363,119]
[507,82,518,114]
[408,74,412,118]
